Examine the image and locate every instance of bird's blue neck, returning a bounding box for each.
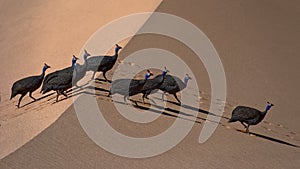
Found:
[265,104,272,112]
[42,66,47,75]
[84,54,88,61]
[145,73,151,80]
[162,70,167,77]
[184,77,189,86]
[115,47,120,56]
[72,58,77,68]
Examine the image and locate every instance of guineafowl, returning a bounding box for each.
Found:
[87,44,122,82]
[228,102,274,134]
[41,55,79,101]
[108,70,153,103]
[159,74,192,104]
[72,50,91,86]
[10,63,51,108]
[41,55,79,93]
[139,67,169,103]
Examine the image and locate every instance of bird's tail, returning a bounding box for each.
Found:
[10,90,17,100]
[10,93,14,100]
[41,86,51,94]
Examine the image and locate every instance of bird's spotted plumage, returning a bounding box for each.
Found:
[10,64,50,108]
[87,44,122,81]
[228,102,274,133]
[108,70,153,103]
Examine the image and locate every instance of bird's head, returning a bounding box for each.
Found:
[73,55,79,61]
[184,74,192,84]
[44,63,51,69]
[162,67,169,77]
[185,74,192,80]
[145,69,154,79]
[83,49,91,60]
[72,55,79,67]
[266,101,274,111]
[115,44,122,53]
[43,63,51,72]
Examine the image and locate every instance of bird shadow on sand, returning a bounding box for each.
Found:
[112,99,201,124]
[95,78,112,83]
[51,86,109,104]
[235,129,300,148]
[152,96,230,121]
[86,86,110,93]
[20,92,55,108]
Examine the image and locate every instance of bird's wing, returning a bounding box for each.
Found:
[46,74,72,86]
[87,55,113,69]
[87,56,104,68]
[99,56,115,67]
[44,67,73,83]
[161,85,178,93]
[232,106,260,120]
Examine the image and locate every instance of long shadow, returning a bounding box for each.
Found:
[113,99,201,124]
[236,129,300,148]
[136,104,201,124]
[132,99,206,121]
[95,78,112,83]
[20,92,55,108]
[156,97,231,120]
[86,86,110,93]
[43,83,110,104]
[52,90,108,104]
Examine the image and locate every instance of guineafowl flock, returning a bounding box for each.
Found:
[10,43,274,135]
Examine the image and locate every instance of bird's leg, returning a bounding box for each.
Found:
[103,72,108,82]
[61,91,68,98]
[240,122,247,128]
[123,95,127,103]
[246,124,250,134]
[29,92,36,101]
[91,71,96,80]
[144,90,151,100]
[17,94,25,108]
[162,92,166,101]
[142,94,146,104]
[56,91,60,102]
[107,90,111,97]
[173,93,181,104]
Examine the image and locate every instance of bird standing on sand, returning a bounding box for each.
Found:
[150,74,192,104]
[108,70,153,103]
[228,102,274,134]
[42,55,79,89]
[40,55,79,102]
[10,63,51,108]
[87,44,122,82]
[140,67,169,103]
[72,50,91,87]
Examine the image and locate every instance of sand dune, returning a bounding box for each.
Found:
[1,0,300,168]
[0,0,161,159]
